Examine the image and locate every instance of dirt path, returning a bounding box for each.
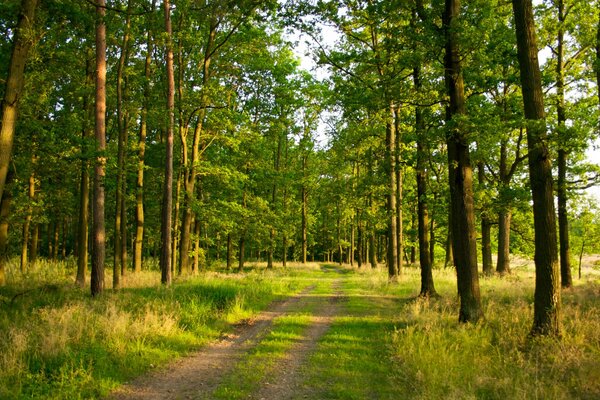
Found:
[107,285,317,400]
[250,280,344,400]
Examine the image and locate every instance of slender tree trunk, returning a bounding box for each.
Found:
[160,0,175,286]
[113,5,131,289]
[301,185,308,264]
[173,169,182,273]
[555,2,572,289]
[0,0,38,202]
[496,210,512,274]
[52,222,59,261]
[226,233,232,270]
[30,223,38,267]
[496,139,512,274]
[77,56,93,286]
[444,0,483,323]
[180,23,215,274]
[134,8,155,273]
[478,163,493,276]
[21,159,35,271]
[596,9,600,108]
[238,235,245,272]
[415,67,436,296]
[444,216,453,268]
[429,208,436,266]
[91,0,107,297]
[512,0,561,336]
[192,218,200,272]
[0,178,12,285]
[557,150,572,288]
[395,107,403,276]
[386,105,398,279]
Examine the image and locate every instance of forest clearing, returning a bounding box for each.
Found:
[1,260,600,399]
[2,0,600,398]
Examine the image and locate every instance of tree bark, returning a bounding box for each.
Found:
[395,106,403,276]
[386,105,398,279]
[160,0,175,286]
[30,223,38,267]
[496,210,512,274]
[20,157,35,271]
[301,185,308,264]
[180,23,216,274]
[512,0,561,336]
[0,180,11,285]
[134,23,152,273]
[596,9,600,108]
[114,3,132,289]
[91,0,107,297]
[478,162,493,276]
[415,67,436,296]
[0,0,38,203]
[226,233,232,270]
[555,0,572,288]
[444,0,483,322]
[77,54,94,286]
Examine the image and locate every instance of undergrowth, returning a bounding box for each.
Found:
[0,258,311,399]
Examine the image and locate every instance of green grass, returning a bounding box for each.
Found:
[1,258,600,399]
[0,258,315,399]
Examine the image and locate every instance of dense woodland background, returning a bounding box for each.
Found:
[1,0,599,334]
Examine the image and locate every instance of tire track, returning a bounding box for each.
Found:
[107,284,317,400]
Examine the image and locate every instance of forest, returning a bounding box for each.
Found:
[1,0,600,398]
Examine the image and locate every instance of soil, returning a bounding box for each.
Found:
[107,280,342,400]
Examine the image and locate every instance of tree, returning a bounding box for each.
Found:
[443,0,483,323]
[0,0,38,206]
[511,0,561,336]
[91,0,107,297]
[160,0,175,286]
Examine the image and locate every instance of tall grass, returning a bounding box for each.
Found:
[386,268,600,400]
[0,258,309,399]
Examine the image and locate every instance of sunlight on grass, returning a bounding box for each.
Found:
[0,258,313,399]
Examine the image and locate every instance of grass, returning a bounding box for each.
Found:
[0,258,315,399]
[297,266,600,400]
[1,258,599,399]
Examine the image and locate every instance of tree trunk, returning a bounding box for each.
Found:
[444,0,483,323]
[134,13,154,274]
[395,106,403,276]
[77,55,93,286]
[30,223,38,267]
[415,67,436,296]
[21,160,35,271]
[555,2,572,289]
[596,9,600,108]
[113,4,132,289]
[557,150,572,288]
[91,0,107,297]
[512,0,561,336]
[173,169,182,274]
[478,163,493,276]
[301,185,308,264]
[0,0,39,202]
[52,221,59,261]
[238,234,246,272]
[192,218,200,272]
[180,23,215,275]
[226,233,232,270]
[429,208,436,266]
[386,105,398,279]
[496,210,511,274]
[0,180,12,285]
[160,0,175,286]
